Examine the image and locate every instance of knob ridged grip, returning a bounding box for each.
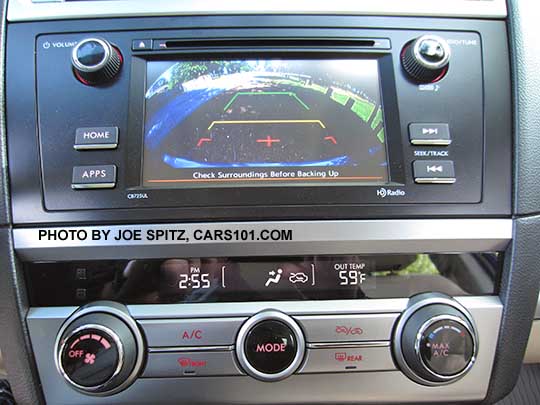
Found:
[401,35,451,83]
[55,302,145,396]
[393,295,478,386]
[401,305,475,384]
[72,38,122,85]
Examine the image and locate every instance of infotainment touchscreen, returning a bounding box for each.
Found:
[142,59,389,188]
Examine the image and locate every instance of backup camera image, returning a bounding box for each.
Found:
[142,59,389,187]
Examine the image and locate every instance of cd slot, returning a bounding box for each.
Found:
[153,38,391,50]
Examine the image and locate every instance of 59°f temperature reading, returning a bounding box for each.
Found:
[335,262,367,286]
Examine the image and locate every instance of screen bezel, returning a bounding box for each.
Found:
[127,50,405,207]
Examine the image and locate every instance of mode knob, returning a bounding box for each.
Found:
[393,294,477,385]
[72,38,122,85]
[401,35,451,83]
[236,311,305,382]
[55,302,145,396]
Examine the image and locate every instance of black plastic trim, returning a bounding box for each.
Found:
[5,16,511,225]
[484,216,540,404]
[508,0,540,216]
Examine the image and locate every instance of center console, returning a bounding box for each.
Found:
[4,1,514,404]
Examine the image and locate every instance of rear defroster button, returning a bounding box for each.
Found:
[236,311,305,381]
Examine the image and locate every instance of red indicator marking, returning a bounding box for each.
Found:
[91,334,101,342]
[177,357,207,368]
[256,135,281,147]
[101,338,112,349]
[335,326,363,336]
[68,350,85,359]
[84,353,96,365]
[80,334,90,341]
[181,329,203,340]
[324,136,337,145]
[70,338,80,349]
[196,138,212,147]
[334,352,363,363]
[335,352,347,362]
[256,343,286,353]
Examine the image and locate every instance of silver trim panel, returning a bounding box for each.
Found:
[525,321,540,364]
[9,0,507,22]
[142,350,242,378]
[73,143,118,150]
[299,345,395,374]
[414,178,457,184]
[140,318,246,348]
[27,296,502,404]
[148,345,234,353]
[410,139,452,146]
[71,182,116,190]
[13,219,512,261]
[295,313,399,343]
[307,341,390,349]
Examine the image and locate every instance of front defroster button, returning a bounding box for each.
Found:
[142,351,242,378]
[72,165,116,189]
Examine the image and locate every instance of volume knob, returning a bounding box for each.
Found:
[401,35,451,83]
[72,38,122,85]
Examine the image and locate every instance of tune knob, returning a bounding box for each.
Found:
[55,302,145,396]
[71,38,123,85]
[401,35,451,83]
[393,294,477,385]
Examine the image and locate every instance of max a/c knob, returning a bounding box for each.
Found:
[401,35,451,83]
[71,38,122,85]
[393,294,477,385]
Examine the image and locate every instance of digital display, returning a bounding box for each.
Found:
[160,257,375,302]
[142,59,389,187]
[26,254,501,306]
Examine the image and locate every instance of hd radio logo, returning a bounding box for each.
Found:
[376,188,406,198]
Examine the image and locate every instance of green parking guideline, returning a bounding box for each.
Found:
[223,91,310,111]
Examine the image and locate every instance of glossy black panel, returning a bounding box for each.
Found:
[25,253,500,306]
[6,16,511,224]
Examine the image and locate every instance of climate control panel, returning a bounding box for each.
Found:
[52,294,481,398]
